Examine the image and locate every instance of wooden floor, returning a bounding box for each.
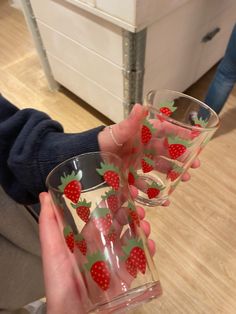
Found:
[1,1,236,313]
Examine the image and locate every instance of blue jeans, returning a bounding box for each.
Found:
[205,24,236,114]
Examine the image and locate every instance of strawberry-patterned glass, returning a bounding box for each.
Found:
[128,89,220,206]
[46,152,162,313]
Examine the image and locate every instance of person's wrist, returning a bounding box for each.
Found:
[97,126,108,152]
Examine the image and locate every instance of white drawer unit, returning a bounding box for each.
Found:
[37,21,123,98]
[21,0,236,122]
[48,54,124,122]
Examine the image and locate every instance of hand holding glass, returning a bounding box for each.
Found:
[46,152,162,313]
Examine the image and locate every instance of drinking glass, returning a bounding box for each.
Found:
[128,89,220,206]
[46,152,162,313]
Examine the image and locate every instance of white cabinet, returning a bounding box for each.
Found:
[37,22,123,98]
[22,0,236,122]
[196,6,236,79]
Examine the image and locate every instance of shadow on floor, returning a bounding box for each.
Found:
[186,66,217,101]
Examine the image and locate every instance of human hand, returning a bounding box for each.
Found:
[39,192,155,314]
[98,104,200,207]
[98,104,146,159]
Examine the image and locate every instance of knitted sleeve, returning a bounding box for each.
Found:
[0,95,104,204]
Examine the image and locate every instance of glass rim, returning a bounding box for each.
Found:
[145,89,220,132]
[45,151,122,191]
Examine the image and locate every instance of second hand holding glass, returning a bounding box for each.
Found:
[46,152,161,313]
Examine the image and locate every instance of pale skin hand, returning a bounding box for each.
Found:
[98,104,200,206]
[39,192,155,314]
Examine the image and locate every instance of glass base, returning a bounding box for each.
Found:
[135,175,169,207]
[89,281,162,313]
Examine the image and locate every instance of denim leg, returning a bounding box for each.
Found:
[205,68,235,114]
[205,24,236,114]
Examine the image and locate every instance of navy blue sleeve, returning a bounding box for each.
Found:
[0,95,105,204]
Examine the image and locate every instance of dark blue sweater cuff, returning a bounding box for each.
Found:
[38,126,105,189]
[9,125,105,204]
[0,95,105,204]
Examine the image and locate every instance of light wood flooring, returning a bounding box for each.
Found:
[1,1,236,313]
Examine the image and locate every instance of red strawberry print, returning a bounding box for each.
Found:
[63,225,74,253]
[160,108,172,116]
[147,182,164,199]
[166,136,192,160]
[72,199,91,223]
[122,238,147,274]
[167,164,184,182]
[159,100,177,116]
[97,162,120,190]
[105,227,117,243]
[102,189,119,212]
[169,144,185,159]
[74,233,87,256]
[59,170,82,203]
[191,117,208,138]
[92,207,112,235]
[130,247,146,274]
[128,172,135,185]
[128,201,140,227]
[125,257,138,278]
[85,251,110,291]
[141,157,154,173]
[141,119,156,144]
[128,167,138,185]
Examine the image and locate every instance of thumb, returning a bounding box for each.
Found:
[39,193,87,313]
[98,104,146,152]
[113,103,146,143]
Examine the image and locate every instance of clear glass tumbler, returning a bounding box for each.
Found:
[128,89,220,206]
[46,152,162,313]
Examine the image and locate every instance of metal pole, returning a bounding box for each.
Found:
[20,0,59,91]
[122,28,147,117]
